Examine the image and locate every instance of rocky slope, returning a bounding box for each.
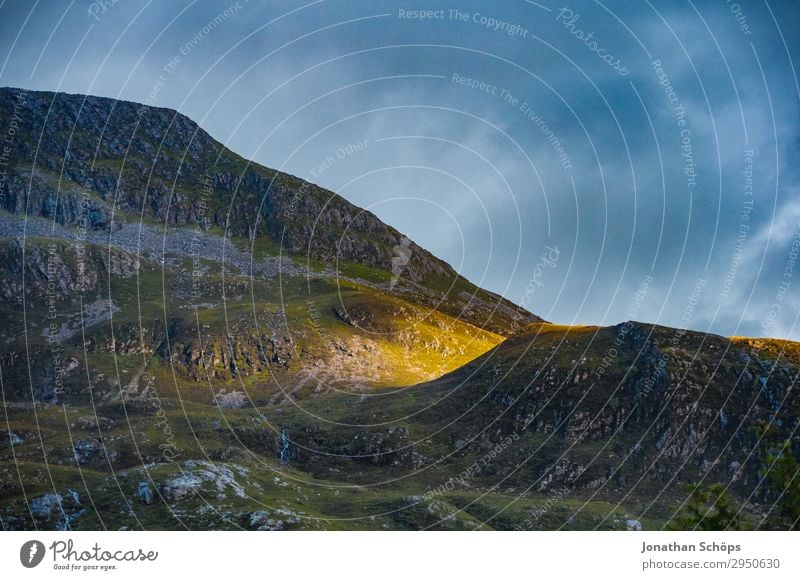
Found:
[0,87,538,336]
[1,88,798,531]
[252,322,799,528]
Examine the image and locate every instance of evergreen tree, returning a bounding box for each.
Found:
[762,439,800,530]
[672,483,743,530]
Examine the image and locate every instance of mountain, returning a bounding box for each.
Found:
[0,88,798,531]
[0,88,536,332]
[0,86,539,392]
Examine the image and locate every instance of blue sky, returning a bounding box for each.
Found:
[1,0,799,339]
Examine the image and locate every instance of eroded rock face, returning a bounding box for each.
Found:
[167,332,296,382]
[0,239,140,303]
[23,490,84,531]
[72,439,101,464]
[160,473,203,501]
[0,240,96,301]
[159,461,253,502]
[248,510,284,530]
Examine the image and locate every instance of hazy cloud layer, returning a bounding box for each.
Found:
[1,0,798,339]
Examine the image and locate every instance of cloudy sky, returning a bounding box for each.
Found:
[1,0,799,339]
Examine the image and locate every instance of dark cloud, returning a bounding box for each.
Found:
[1,0,798,338]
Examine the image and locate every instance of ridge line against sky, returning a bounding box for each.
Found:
[1,0,799,340]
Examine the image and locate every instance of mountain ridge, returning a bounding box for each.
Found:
[0,86,540,336]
